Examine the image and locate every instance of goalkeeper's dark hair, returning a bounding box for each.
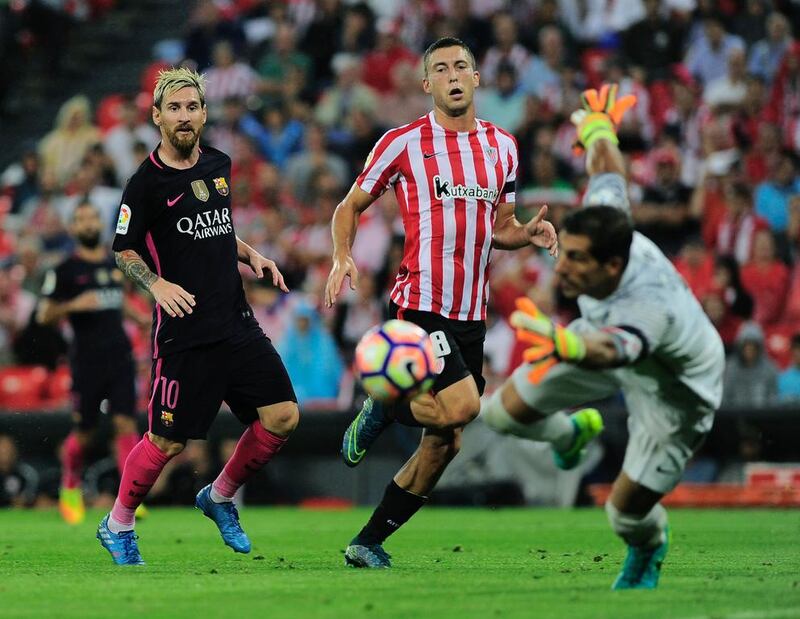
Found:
[562,206,633,267]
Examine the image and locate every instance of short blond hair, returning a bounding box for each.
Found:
[153,67,206,110]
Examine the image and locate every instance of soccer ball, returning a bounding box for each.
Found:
[354,319,437,402]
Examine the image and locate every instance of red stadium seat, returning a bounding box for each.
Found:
[43,365,73,408]
[0,366,50,410]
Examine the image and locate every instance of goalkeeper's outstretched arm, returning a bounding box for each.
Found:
[586,136,626,178]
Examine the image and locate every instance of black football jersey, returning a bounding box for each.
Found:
[112,145,248,358]
[41,252,130,358]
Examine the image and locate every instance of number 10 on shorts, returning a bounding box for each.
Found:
[156,376,180,409]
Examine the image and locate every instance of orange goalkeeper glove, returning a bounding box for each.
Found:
[571,83,637,153]
[510,297,586,384]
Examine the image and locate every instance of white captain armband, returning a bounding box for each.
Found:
[601,326,647,365]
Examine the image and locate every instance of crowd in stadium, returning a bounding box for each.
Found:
[1,0,800,450]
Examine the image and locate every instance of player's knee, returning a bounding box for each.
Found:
[147,432,185,457]
[260,401,300,436]
[440,395,480,429]
[605,500,667,547]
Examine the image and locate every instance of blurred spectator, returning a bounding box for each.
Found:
[0,434,38,508]
[476,62,525,134]
[684,14,745,85]
[184,0,246,71]
[362,18,417,95]
[377,61,430,128]
[777,334,800,400]
[715,181,770,265]
[674,237,715,299]
[712,254,755,322]
[741,116,779,186]
[240,102,305,170]
[301,0,345,87]
[60,159,123,239]
[480,12,530,87]
[723,321,779,408]
[206,96,249,156]
[0,262,37,366]
[314,53,378,133]
[278,301,344,405]
[519,149,575,208]
[525,0,576,61]
[703,47,748,109]
[2,150,40,216]
[203,41,261,119]
[740,229,790,326]
[285,123,349,204]
[634,148,694,256]
[764,41,800,138]
[102,96,159,184]
[560,0,644,44]
[519,26,565,99]
[256,22,313,105]
[622,0,685,82]
[702,291,743,351]
[338,108,386,175]
[339,3,376,56]
[747,12,793,85]
[732,0,770,49]
[38,96,101,189]
[440,0,492,62]
[754,151,800,237]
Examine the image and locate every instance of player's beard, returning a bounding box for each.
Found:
[166,124,200,158]
[77,231,101,249]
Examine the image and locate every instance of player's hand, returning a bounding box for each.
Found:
[150,278,196,318]
[324,253,358,308]
[247,251,289,292]
[510,297,586,382]
[67,290,101,313]
[524,204,558,257]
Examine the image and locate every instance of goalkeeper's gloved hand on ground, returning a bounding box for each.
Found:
[571,83,637,153]
[510,297,586,384]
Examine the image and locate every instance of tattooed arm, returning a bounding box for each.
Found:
[115,249,158,292]
[115,249,196,318]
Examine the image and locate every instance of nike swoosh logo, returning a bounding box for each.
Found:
[655,465,678,475]
[423,152,438,159]
[167,193,185,207]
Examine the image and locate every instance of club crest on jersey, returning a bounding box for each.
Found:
[213,177,229,196]
[191,180,210,202]
[432,175,499,202]
[160,411,174,427]
[485,146,498,164]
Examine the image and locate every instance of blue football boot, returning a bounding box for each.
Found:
[344,541,392,568]
[195,484,251,553]
[612,528,670,590]
[96,514,145,566]
[341,396,392,468]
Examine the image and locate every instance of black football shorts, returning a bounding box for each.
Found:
[147,319,296,441]
[389,301,487,396]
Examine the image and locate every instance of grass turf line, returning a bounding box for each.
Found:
[0,507,798,619]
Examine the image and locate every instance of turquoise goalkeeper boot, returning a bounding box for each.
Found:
[344,541,392,568]
[612,528,670,590]
[341,396,392,467]
[553,408,604,470]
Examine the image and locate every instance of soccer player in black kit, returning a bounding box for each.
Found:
[96,68,299,565]
[38,201,145,526]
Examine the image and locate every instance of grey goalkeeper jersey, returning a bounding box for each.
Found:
[578,174,725,410]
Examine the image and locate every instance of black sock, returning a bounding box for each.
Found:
[388,401,423,427]
[353,481,427,546]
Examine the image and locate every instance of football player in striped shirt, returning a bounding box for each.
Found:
[324,37,558,568]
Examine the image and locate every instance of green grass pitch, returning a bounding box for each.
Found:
[1,507,798,619]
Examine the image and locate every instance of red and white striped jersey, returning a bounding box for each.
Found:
[357,111,518,321]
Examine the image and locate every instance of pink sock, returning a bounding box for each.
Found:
[110,435,172,526]
[212,421,287,500]
[61,432,84,489]
[114,432,139,479]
